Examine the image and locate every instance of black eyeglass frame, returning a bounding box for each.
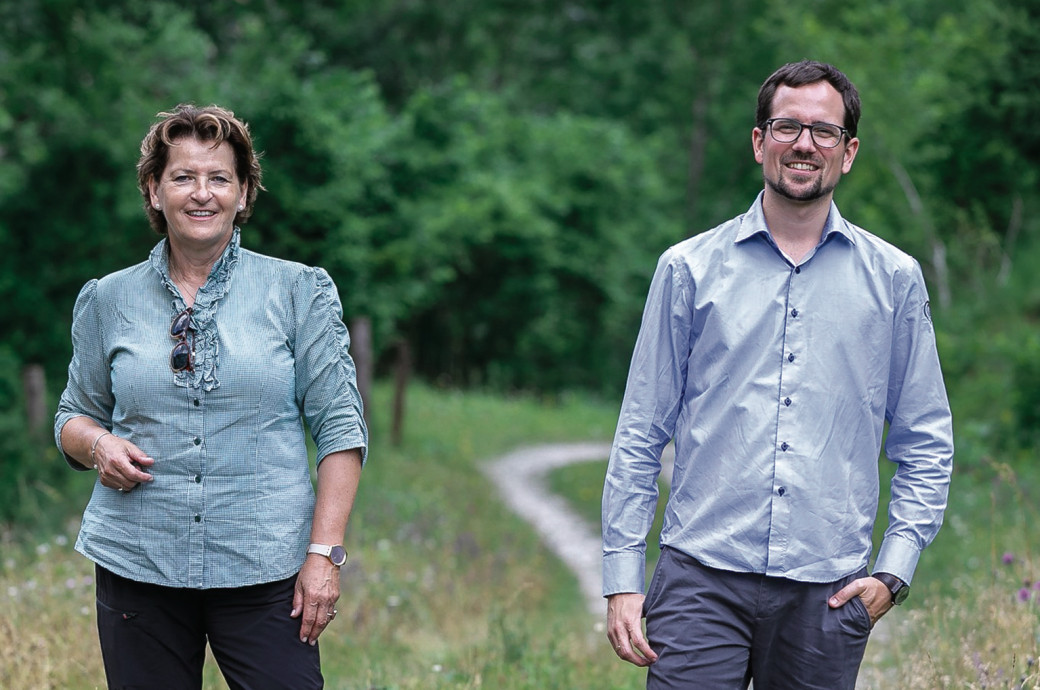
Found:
[170,307,195,373]
[761,118,850,149]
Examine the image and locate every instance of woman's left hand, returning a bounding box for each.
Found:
[291,555,341,645]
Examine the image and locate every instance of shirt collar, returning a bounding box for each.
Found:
[735,191,857,247]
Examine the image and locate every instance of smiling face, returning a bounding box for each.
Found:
[148,136,246,254]
[753,81,859,206]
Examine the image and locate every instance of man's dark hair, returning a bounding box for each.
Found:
[756,60,861,139]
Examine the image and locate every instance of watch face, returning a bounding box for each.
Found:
[892,585,910,605]
[329,545,348,566]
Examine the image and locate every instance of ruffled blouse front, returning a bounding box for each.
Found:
[149,230,241,392]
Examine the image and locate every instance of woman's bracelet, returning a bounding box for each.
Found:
[90,431,112,469]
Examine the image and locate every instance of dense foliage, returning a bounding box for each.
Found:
[2,0,1039,520]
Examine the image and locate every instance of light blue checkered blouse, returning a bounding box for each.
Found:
[55,230,368,589]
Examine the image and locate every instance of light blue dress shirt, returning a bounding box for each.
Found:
[55,230,368,589]
[602,193,953,596]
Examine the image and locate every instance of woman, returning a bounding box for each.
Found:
[54,104,367,689]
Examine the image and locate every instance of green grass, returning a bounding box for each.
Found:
[4,383,1039,688]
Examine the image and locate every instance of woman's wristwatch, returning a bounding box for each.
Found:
[871,571,909,605]
[307,543,348,567]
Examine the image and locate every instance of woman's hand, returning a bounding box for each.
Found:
[291,555,341,645]
[92,433,155,492]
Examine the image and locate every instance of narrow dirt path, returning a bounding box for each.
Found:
[480,442,673,615]
[481,442,611,615]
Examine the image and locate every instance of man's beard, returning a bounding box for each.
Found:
[766,160,838,202]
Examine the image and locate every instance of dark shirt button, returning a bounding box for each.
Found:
[784,397,792,406]
[778,486,786,496]
[788,353,796,362]
[193,474,202,484]
[795,266,801,274]
[781,442,789,451]
[193,437,201,446]
[791,308,799,317]
[193,398,200,407]
[193,514,201,523]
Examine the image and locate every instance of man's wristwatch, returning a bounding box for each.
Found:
[871,571,909,605]
[307,543,348,567]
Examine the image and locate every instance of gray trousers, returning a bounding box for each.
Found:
[644,547,871,690]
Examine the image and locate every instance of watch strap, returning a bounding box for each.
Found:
[872,571,909,605]
[307,543,347,566]
[307,543,333,558]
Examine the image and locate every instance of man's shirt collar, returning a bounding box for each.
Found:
[734,191,857,247]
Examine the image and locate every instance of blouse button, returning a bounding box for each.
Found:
[193,398,200,407]
[193,474,202,484]
[784,397,792,406]
[193,437,202,446]
[193,514,201,523]
[790,308,798,318]
[781,442,790,451]
[787,353,796,363]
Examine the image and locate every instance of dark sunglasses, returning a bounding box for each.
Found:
[170,307,195,372]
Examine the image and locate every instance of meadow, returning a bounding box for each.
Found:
[3,383,1039,688]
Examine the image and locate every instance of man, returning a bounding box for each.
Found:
[601,60,953,689]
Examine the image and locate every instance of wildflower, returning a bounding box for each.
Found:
[1018,587,1032,602]
[54,535,69,546]
[65,578,78,590]
[36,543,50,556]
[432,664,444,673]
[1003,552,1016,565]
[387,594,402,608]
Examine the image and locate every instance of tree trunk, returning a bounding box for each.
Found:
[889,158,952,310]
[22,363,47,438]
[349,316,373,428]
[687,82,710,228]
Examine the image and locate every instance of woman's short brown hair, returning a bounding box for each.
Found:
[137,103,264,235]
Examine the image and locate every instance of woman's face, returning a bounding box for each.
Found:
[149,136,246,253]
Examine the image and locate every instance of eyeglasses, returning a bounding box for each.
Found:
[170,307,194,372]
[762,118,849,149]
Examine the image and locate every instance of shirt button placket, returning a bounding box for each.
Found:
[188,405,205,586]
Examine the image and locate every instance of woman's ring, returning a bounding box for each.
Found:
[118,487,125,492]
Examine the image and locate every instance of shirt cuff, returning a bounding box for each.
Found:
[873,535,922,585]
[602,551,646,597]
